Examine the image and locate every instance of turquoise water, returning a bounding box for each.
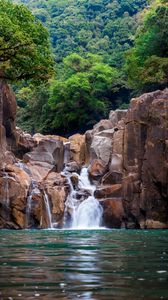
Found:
[0,229,168,300]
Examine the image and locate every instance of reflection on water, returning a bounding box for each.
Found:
[0,229,168,299]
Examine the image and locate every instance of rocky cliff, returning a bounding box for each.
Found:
[0,82,168,229]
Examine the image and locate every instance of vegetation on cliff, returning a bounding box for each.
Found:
[10,0,168,134]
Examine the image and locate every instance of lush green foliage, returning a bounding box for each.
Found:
[15,0,147,67]
[13,0,147,134]
[48,53,122,133]
[125,0,168,92]
[0,0,54,82]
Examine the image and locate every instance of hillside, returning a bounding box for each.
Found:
[15,0,148,67]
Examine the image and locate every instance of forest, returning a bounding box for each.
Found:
[6,0,168,134]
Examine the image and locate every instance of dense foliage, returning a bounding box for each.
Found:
[15,0,147,67]
[0,0,53,82]
[12,0,168,135]
[125,0,168,92]
[14,0,148,134]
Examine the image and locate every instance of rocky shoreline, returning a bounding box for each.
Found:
[0,82,168,229]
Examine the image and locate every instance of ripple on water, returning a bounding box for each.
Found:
[0,229,168,300]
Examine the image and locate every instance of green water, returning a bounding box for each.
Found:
[0,230,168,300]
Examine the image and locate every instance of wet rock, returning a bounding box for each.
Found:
[70,174,79,188]
[88,159,107,180]
[95,184,122,199]
[65,161,81,173]
[0,165,31,229]
[101,171,123,185]
[101,198,125,228]
[42,172,68,226]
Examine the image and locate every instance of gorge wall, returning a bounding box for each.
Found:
[0,82,168,229]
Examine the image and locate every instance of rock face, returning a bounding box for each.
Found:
[86,89,168,229]
[123,89,168,229]
[0,82,168,230]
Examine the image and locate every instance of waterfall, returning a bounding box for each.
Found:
[64,167,103,229]
[43,191,53,229]
[3,172,10,207]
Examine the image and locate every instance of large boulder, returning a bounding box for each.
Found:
[23,138,64,181]
[123,89,168,228]
[101,198,125,228]
[0,165,31,229]
[69,134,86,165]
[42,172,69,227]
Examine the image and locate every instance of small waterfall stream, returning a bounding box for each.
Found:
[3,171,10,208]
[43,191,53,229]
[64,167,103,229]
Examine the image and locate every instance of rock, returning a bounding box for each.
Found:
[0,165,31,229]
[23,138,64,181]
[90,135,112,165]
[109,109,127,127]
[41,172,68,226]
[70,174,79,188]
[101,171,123,185]
[69,134,86,165]
[65,161,81,173]
[94,184,122,199]
[123,89,168,228]
[92,119,113,134]
[88,159,107,180]
[33,133,68,144]
[101,198,125,228]
[15,127,36,157]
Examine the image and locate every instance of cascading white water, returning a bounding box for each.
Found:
[64,167,103,229]
[44,191,53,229]
[16,161,53,229]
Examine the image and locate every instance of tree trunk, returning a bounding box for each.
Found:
[0,78,5,169]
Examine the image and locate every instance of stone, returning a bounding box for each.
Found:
[65,161,81,173]
[41,172,68,226]
[69,134,86,165]
[94,184,122,199]
[109,109,127,127]
[123,89,168,228]
[92,119,113,134]
[88,159,107,180]
[101,198,125,228]
[15,127,36,157]
[90,135,112,165]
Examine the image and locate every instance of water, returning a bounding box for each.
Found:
[2,172,10,207]
[0,229,168,300]
[64,167,103,229]
[43,191,53,229]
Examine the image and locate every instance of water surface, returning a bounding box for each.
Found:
[0,229,168,299]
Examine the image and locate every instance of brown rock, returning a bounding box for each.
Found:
[101,198,125,228]
[88,159,107,180]
[95,184,122,199]
[69,134,86,165]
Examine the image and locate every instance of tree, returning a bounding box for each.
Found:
[48,53,121,134]
[0,0,54,164]
[125,0,168,92]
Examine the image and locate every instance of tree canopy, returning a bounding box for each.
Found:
[0,0,54,82]
[125,0,168,92]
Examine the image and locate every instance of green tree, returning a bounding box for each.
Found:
[48,53,121,134]
[0,0,54,138]
[125,0,168,92]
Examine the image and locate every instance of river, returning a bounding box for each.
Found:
[0,229,168,299]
